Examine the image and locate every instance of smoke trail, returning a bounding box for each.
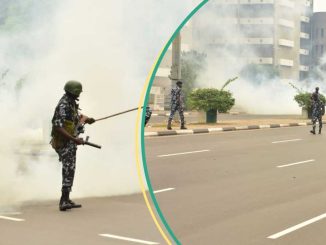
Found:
[0,0,202,210]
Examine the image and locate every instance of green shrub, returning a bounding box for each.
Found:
[294,92,326,110]
[187,88,235,113]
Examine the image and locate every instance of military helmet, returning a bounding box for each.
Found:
[64,80,83,96]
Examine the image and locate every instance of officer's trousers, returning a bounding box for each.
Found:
[168,104,185,125]
[56,142,77,192]
[312,114,323,131]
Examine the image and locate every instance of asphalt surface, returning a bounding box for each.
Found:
[145,126,326,245]
[0,195,166,245]
[3,126,326,245]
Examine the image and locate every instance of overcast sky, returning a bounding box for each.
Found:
[314,0,326,12]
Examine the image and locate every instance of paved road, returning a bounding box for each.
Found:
[0,195,165,245]
[145,126,326,244]
[3,126,325,245]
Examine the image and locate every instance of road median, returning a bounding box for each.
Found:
[144,117,318,137]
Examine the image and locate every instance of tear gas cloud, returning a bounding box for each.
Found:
[188,1,325,114]
[0,0,201,210]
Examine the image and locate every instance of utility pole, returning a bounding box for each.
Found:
[170,32,182,83]
[165,32,182,110]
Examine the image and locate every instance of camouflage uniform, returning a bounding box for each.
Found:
[168,86,185,127]
[311,97,324,134]
[145,106,152,126]
[51,94,80,192]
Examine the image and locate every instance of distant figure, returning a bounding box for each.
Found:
[310,87,324,134]
[145,106,152,126]
[167,80,187,130]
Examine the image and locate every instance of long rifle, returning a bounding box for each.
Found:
[95,107,143,122]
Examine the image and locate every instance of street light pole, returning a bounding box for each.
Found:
[170,32,182,83]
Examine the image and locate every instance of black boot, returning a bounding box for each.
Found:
[67,192,82,208]
[310,127,316,135]
[180,124,187,130]
[319,127,322,134]
[167,120,172,130]
[59,190,72,211]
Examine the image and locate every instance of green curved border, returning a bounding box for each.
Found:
[141,1,209,244]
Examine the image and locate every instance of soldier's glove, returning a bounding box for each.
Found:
[85,118,95,124]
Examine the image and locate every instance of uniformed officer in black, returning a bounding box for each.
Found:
[310,87,324,134]
[167,80,186,130]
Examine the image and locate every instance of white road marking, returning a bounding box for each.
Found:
[158,149,210,158]
[0,212,22,215]
[272,139,302,144]
[99,234,159,244]
[277,159,315,168]
[154,188,175,194]
[268,213,326,239]
[0,216,24,222]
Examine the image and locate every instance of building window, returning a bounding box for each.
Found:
[316,28,319,38]
[322,28,325,38]
[316,45,319,56]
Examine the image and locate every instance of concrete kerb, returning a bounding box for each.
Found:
[144,121,320,137]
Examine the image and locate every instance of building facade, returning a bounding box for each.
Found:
[311,12,326,66]
[191,0,313,82]
[149,0,314,110]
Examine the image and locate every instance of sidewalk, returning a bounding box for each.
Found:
[144,113,317,137]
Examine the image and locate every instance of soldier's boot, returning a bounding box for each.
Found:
[59,190,72,211]
[67,192,82,208]
[319,127,322,134]
[167,120,172,130]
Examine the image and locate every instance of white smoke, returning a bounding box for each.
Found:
[0,0,202,210]
[187,1,318,114]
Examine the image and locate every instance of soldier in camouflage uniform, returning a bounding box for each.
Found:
[167,80,187,130]
[51,81,95,211]
[310,87,325,134]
